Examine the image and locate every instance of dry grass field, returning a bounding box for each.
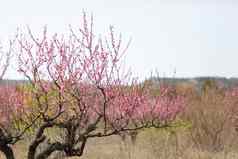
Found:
[1,128,238,159]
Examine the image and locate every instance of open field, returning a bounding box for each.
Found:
[2,128,238,159]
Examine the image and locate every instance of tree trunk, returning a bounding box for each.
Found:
[0,144,15,159]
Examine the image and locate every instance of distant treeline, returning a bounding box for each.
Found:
[146,76,238,89]
[1,76,238,89]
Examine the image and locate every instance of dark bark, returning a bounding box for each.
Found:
[0,144,15,159]
[35,142,65,159]
[27,122,54,159]
[64,137,87,157]
[0,129,15,159]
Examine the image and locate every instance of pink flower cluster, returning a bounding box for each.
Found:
[0,85,24,125]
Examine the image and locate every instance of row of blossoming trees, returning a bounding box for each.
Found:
[0,13,188,159]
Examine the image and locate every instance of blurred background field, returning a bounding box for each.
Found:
[2,77,238,159]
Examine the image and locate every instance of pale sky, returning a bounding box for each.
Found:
[0,0,238,79]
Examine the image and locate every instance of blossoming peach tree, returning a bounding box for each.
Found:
[8,12,185,159]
